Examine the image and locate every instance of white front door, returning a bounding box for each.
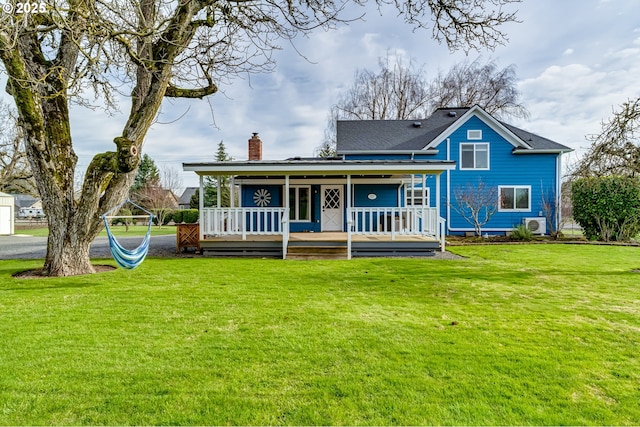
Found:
[321,185,343,231]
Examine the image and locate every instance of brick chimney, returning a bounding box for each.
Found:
[248,132,262,161]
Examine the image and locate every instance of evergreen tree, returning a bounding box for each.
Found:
[191,142,233,208]
[131,154,160,192]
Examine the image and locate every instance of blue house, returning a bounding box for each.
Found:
[183,105,572,258]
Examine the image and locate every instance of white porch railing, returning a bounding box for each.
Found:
[200,206,445,257]
[349,207,439,239]
[202,207,289,240]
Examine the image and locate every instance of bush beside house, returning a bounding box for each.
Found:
[572,176,640,241]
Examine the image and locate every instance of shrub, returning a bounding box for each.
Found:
[172,210,183,224]
[511,224,533,241]
[151,210,173,226]
[182,209,199,224]
[571,176,640,241]
[111,208,132,226]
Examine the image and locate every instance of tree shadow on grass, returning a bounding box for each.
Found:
[4,265,117,291]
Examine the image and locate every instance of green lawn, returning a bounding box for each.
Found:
[16,225,176,237]
[1,245,639,425]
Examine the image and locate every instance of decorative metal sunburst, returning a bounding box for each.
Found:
[253,188,271,207]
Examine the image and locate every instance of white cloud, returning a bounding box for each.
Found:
[4,0,640,188]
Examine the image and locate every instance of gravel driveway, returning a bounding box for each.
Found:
[0,234,180,260]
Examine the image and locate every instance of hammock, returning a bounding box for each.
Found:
[101,199,154,269]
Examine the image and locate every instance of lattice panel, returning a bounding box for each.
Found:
[323,188,341,209]
[176,223,200,253]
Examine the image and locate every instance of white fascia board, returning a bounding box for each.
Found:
[512,149,575,154]
[424,105,533,151]
[183,161,456,176]
[235,177,408,185]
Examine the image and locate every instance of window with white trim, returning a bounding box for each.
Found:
[460,143,489,170]
[499,186,531,211]
[467,129,482,140]
[289,186,311,221]
[405,187,430,206]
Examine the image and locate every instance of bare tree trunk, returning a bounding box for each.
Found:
[45,221,95,276]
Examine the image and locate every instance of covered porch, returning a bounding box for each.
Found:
[182,159,455,259]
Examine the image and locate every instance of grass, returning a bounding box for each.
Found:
[1,245,639,425]
[15,225,177,237]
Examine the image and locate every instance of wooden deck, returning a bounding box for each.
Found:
[200,232,440,258]
[202,232,436,242]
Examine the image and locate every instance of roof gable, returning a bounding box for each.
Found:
[336,105,572,154]
[424,105,532,150]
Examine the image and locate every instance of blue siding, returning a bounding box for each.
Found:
[242,184,322,232]
[242,185,282,207]
[353,184,399,207]
[239,111,561,236]
[344,113,561,235]
[437,116,559,234]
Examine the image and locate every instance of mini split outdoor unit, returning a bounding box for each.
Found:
[524,217,547,235]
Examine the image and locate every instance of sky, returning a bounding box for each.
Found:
[3,0,640,191]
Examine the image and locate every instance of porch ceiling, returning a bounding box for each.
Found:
[183,159,456,176]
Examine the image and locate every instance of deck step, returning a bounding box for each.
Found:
[286,245,349,260]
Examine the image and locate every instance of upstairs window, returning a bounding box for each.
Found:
[460,143,489,170]
[467,130,482,140]
[499,186,531,211]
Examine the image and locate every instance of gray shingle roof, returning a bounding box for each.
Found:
[11,194,38,208]
[500,122,572,151]
[336,107,572,153]
[178,187,198,206]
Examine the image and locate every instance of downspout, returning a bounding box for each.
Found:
[446,138,452,233]
[436,172,443,251]
[346,174,352,259]
[556,153,562,233]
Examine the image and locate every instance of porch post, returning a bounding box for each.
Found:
[411,174,415,205]
[422,174,427,206]
[283,175,290,259]
[230,175,235,208]
[216,176,222,208]
[346,174,352,260]
[436,173,444,252]
[199,174,204,240]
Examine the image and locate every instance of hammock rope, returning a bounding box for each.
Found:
[101,199,154,269]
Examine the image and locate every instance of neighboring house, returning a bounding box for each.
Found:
[12,193,39,213]
[183,105,572,259]
[134,186,179,210]
[178,187,198,210]
[10,194,45,219]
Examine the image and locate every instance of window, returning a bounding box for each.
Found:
[499,186,531,211]
[460,143,489,170]
[405,187,430,206]
[467,130,482,140]
[289,186,310,221]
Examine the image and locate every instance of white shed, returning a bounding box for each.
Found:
[0,192,15,235]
